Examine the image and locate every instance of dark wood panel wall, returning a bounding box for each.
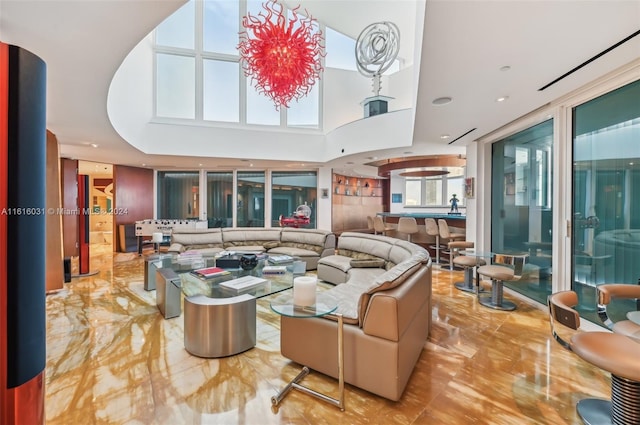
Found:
[45,131,63,292]
[113,165,153,251]
[60,158,78,258]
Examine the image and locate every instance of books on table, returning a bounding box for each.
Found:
[219,276,267,293]
[191,266,230,279]
[262,265,288,276]
[268,255,294,265]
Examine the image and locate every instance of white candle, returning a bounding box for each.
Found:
[293,276,317,307]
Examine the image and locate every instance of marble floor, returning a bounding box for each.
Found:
[45,248,611,424]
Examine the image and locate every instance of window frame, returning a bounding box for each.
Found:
[152,0,324,130]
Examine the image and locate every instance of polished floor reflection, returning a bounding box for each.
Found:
[46,249,610,424]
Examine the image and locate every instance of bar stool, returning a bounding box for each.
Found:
[450,243,487,293]
[476,253,527,311]
[549,290,640,425]
[366,216,375,234]
[425,218,445,264]
[445,240,472,271]
[438,219,466,268]
[397,217,419,241]
[597,284,640,342]
[373,216,393,236]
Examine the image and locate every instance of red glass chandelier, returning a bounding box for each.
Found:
[238,0,324,109]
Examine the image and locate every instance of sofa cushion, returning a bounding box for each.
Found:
[357,256,425,324]
[224,245,266,253]
[278,241,324,255]
[347,268,387,289]
[268,246,318,258]
[318,254,353,273]
[337,233,394,260]
[321,283,362,325]
[222,228,282,248]
[280,228,331,254]
[168,243,183,253]
[263,241,280,249]
[369,259,422,293]
[337,249,387,264]
[388,240,423,265]
[185,247,224,257]
[350,258,386,268]
[172,229,223,246]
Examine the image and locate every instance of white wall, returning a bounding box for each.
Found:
[108,32,416,164]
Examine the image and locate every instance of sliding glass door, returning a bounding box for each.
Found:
[491,119,553,305]
[572,79,640,318]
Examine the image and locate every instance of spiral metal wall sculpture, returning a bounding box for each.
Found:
[355,21,400,96]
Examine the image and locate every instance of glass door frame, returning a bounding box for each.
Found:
[473,60,640,313]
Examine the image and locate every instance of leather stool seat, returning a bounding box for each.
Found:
[453,256,479,267]
[571,332,640,382]
[477,254,527,311]
[597,284,640,343]
[477,265,514,282]
[549,290,640,425]
[453,255,487,294]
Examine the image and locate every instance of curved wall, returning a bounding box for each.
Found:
[107,33,418,164]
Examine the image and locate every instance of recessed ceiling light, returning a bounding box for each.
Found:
[432,97,452,106]
[90,143,99,148]
[440,134,450,139]
[141,163,146,167]
[500,65,511,72]
[198,163,203,167]
[496,96,509,102]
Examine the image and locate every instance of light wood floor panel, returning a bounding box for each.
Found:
[45,251,611,424]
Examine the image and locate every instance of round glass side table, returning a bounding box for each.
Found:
[270,293,345,411]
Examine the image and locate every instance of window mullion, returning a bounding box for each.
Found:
[239,0,247,125]
[195,0,204,121]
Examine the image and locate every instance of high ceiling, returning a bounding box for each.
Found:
[1,0,639,175]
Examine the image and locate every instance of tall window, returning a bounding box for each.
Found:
[403,168,464,207]
[157,171,200,219]
[206,172,233,227]
[237,171,265,227]
[491,119,553,306]
[572,79,640,319]
[154,0,321,128]
[271,171,317,228]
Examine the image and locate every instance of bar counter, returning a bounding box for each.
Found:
[375,213,466,256]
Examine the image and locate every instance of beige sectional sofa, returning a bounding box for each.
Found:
[167,227,336,270]
[280,232,432,401]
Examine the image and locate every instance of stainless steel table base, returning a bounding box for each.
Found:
[478,280,517,311]
[156,268,182,319]
[454,267,487,294]
[184,294,256,358]
[272,314,345,411]
[454,268,475,293]
[576,399,612,425]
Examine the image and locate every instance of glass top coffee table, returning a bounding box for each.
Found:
[270,293,345,411]
[154,254,296,358]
